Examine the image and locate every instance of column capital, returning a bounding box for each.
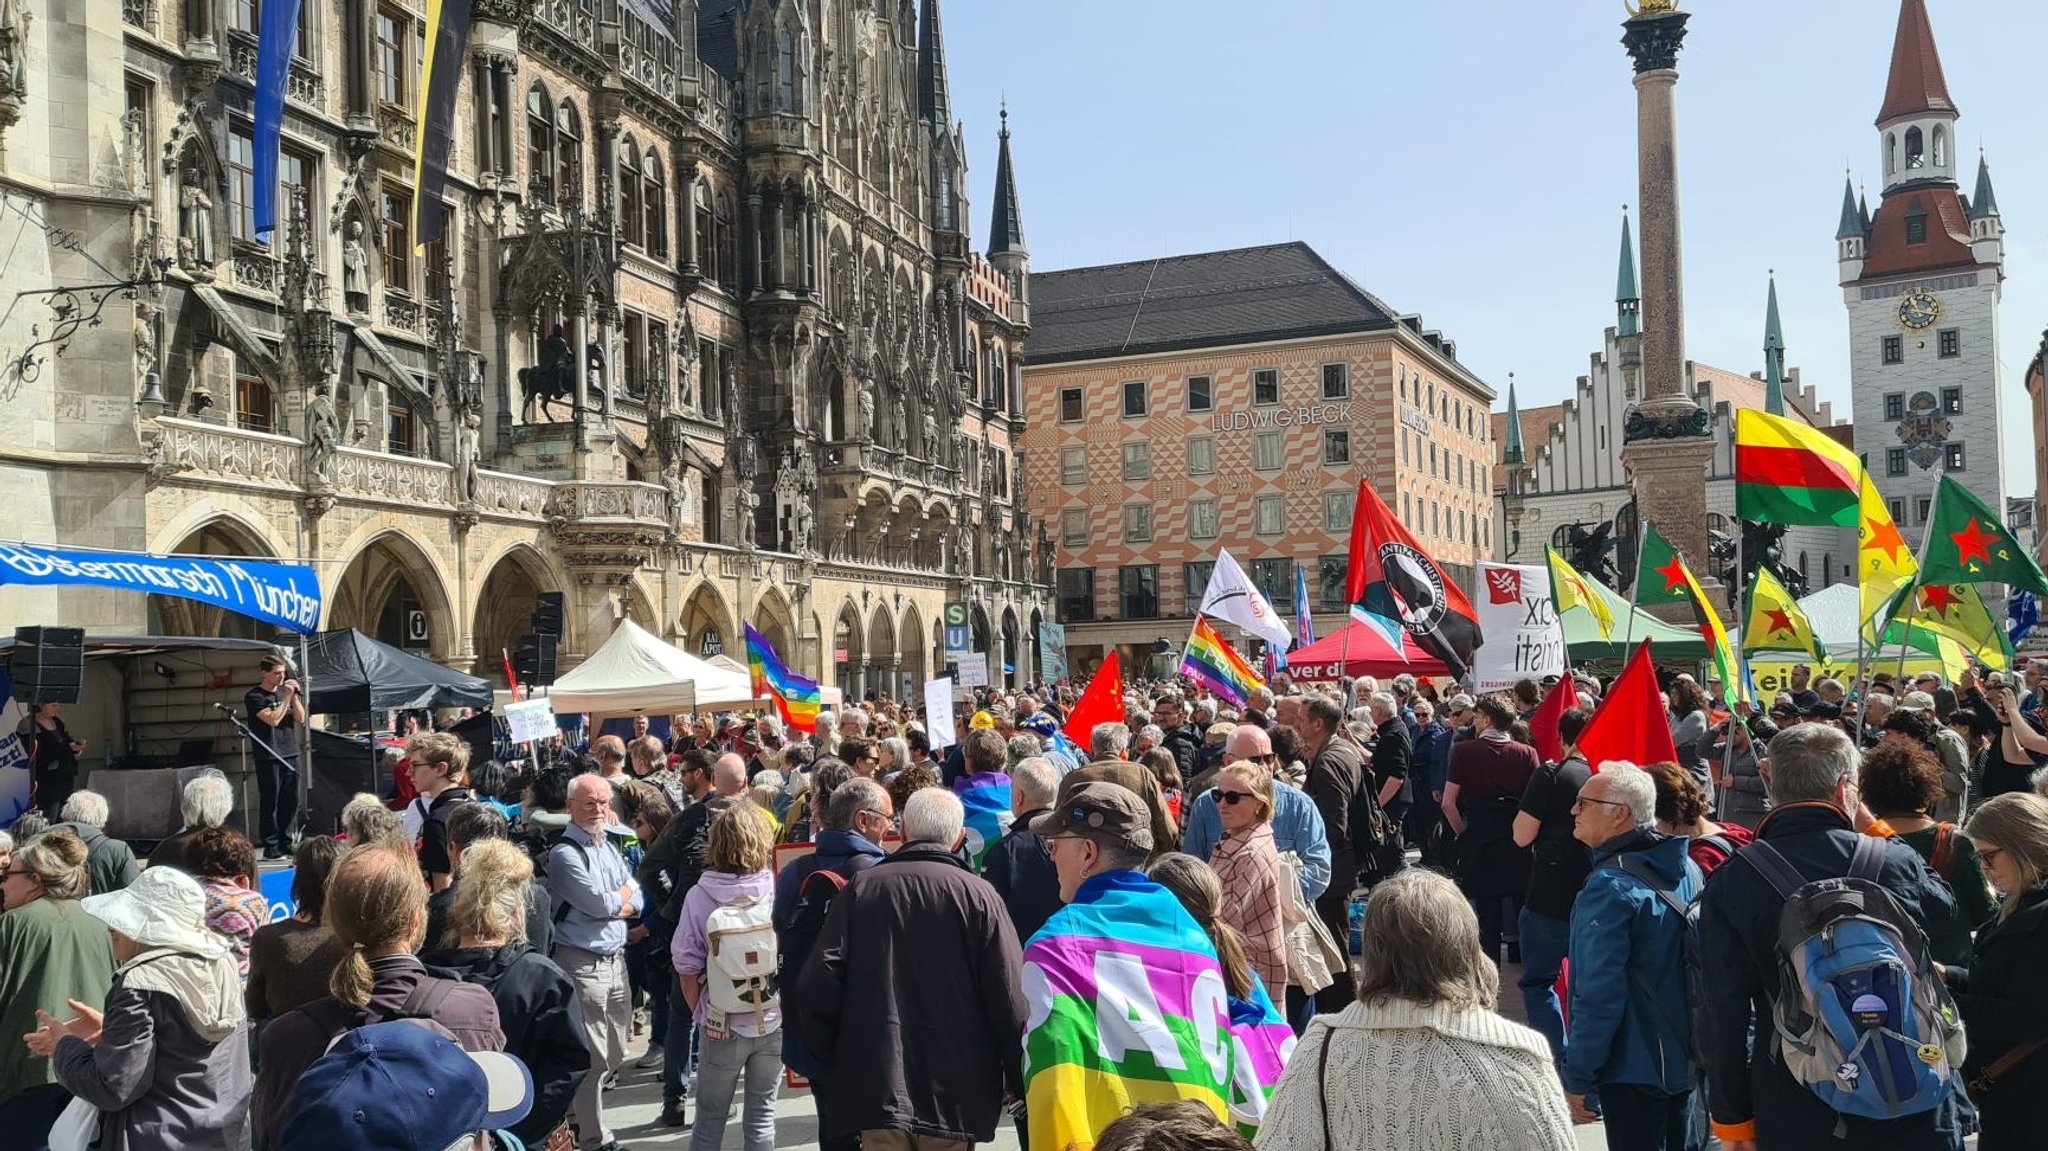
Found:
[1622,10,1689,75]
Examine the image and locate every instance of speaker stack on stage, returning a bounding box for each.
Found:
[10,626,85,705]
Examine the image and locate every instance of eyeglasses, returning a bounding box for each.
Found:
[1571,796,1632,813]
[2,869,31,880]
[1979,846,2005,867]
[1210,788,1255,807]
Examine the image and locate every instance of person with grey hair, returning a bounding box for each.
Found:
[986,757,1063,943]
[1556,761,1701,1140]
[147,770,236,869]
[1246,685,1276,730]
[57,789,139,895]
[1004,733,1041,768]
[1089,721,1131,762]
[792,784,1025,1151]
[1696,723,1961,1151]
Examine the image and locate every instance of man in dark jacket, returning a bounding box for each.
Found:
[794,788,1027,1149]
[1155,695,1203,784]
[983,756,1063,943]
[1697,724,1961,1151]
[53,790,138,895]
[1408,700,1452,865]
[1366,692,1413,850]
[422,930,588,1146]
[1301,694,1365,1010]
[642,753,745,923]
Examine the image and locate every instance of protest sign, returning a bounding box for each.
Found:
[1470,563,1565,692]
[925,677,957,749]
[505,697,557,744]
[956,652,989,688]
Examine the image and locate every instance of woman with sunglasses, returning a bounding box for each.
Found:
[0,829,116,1145]
[1207,763,1288,1002]
[1939,792,2048,1149]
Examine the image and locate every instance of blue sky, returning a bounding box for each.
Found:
[939,0,2044,497]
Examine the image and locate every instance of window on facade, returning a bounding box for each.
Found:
[1186,436,1215,476]
[234,357,273,432]
[1322,363,1349,400]
[277,148,316,253]
[1253,369,1278,406]
[1323,490,1352,534]
[1119,566,1159,620]
[556,102,582,202]
[1882,336,1903,366]
[422,215,449,301]
[618,139,643,247]
[1186,375,1212,412]
[1945,442,1965,471]
[1916,496,1932,524]
[1060,508,1088,549]
[388,395,417,455]
[1323,429,1350,465]
[1940,387,1961,414]
[526,85,555,199]
[1905,208,1927,245]
[1057,568,1095,622]
[1402,491,1411,523]
[1401,431,1409,465]
[1886,447,1907,477]
[1254,496,1286,536]
[1318,555,1347,612]
[1428,442,1437,476]
[230,0,258,34]
[227,125,257,242]
[1124,503,1154,542]
[1253,431,1283,471]
[1938,329,1959,359]
[621,313,645,398]
[1888,498,1906,525]
[381,188,411,293]
[1189,500,1219,540]
[644,149,668,258]
[1122,442,1150,481]
[1249,558,1291,612]
[1059,388,1083,423]
[1121,380,1147,417]
[375,7,408,107]
[1060,446,1086,486]
[1184,561,1215,611]
[1884,392,1905,420]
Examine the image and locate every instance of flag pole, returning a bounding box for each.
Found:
[1722,522,1745,818]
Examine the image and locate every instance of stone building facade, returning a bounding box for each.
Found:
[1020,242,1494,675]
[0,0,1051,714]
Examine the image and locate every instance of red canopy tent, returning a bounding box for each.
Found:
[1282,618,1449,682]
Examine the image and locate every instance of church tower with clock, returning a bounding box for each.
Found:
[1841,0,2005,546]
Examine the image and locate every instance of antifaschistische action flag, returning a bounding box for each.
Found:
[1575,639,1679,770]
[410,0,475,251]
[1180,617,1264,710]
[1859,470,1918,640]
[1344,479,1482,679]
[1061,650,1124,750]
[1547,546,1615,640]
[745,623,821,736]
[1734,408,1862,527]
[1744,565,1824,663]
[252,0,306,238]
[1920,474,2048,595]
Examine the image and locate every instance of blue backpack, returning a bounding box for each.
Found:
[1740,837,1964,1128]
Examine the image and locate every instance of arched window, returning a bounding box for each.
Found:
[644,148,667,258]
[1886,131,1898,175]
[619,138,643,247]
[776,25,800,113]
[693,180,714,277]
[555,101,582,202]
[1905,126,1924,169]
[1931,125,1946,168]
[715,191,736,287]
[526,84,554,200]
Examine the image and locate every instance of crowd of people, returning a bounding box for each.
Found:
[0,657,2044,1151]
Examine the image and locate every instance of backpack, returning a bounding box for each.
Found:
[1603,852,1707,1067]
[302,978,461,1052]
[703,894,779,1025]
[1739,836,1965,1126]
[777,865,847,990]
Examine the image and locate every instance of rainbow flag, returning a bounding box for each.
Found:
[1179,617,1263,709]
[1227,985,1294,1136]
[953,771,1013,872]
[1021,871,1280,1150]
[745,623,820,736]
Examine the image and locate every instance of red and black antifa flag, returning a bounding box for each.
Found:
[1343,478,1483,679]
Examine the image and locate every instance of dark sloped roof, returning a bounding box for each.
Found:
[625,0,676,36]
[1025,242,1399,365]
[699,0,740,79]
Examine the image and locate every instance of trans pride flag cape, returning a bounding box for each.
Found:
[1020,871,1294,1150]
[953,771,1013,872]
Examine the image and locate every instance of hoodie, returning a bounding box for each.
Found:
[422,941,589,1144]
[671,868,779,1033]
[1562,829,1701,1096]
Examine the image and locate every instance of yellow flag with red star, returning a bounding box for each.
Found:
[1895,580,2013,673]
[1858,470,1918,643]
[1919,474,2048,595]
[1744,565,1824,663]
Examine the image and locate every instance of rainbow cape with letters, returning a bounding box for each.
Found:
[952,771,1013,872]
[1020,871,1295,1150]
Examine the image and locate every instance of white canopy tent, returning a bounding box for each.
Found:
[545,619,764,715]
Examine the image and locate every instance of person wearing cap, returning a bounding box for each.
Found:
[793,788,1026,1151]
[1891,692,1969,823]
[284,1020,534,1151]
[1065,726,1180,860]
[29,865,252,1151]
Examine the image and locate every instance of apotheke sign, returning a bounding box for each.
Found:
[1211,403,1354,433]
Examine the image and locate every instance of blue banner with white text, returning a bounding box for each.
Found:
[0,542,322,634]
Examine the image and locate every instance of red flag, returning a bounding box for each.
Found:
[1575,640,1678,770]
[1062,651,1125,750]
[1528,672,1576,764]
[501,648,521,702]
[1345,478,1483,679]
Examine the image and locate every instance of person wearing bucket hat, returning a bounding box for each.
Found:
[29,865,253,1151]
[284,1020,534,1151]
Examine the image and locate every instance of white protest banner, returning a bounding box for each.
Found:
[1469,563,1565,692]
[925,677,957,750]
[956,652,990,688]
[504,697,558,744]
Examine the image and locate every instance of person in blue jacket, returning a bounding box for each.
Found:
[1562,761,1702,1151]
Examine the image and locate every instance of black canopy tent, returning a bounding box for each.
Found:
[302,628,492,714]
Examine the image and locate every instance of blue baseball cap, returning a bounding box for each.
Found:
[282,1021,534,1151]
[1018,713,1059,738]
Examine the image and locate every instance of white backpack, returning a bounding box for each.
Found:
[704,895,780,1024]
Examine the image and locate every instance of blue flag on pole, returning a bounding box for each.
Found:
[1293,564,1316,651]
[252,0,306,238]
[2011,588,2039,645]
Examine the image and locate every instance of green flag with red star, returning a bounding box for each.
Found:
[1920,474,2048,595]
[1632,523,1693,606]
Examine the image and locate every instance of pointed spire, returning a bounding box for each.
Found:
[1836,174,1866,240]
[917,0,951,127]
[1763,273,1787,417]
[1858,186,1872,230]
[1615,208,1640,338]
[1969,151,2000,219]
[1877,0,1956,127]
[987,105,1027,261]
[1503,374,1525,466]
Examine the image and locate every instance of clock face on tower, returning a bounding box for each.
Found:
[1897,290,1941,330]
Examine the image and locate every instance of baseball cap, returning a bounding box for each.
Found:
[1897,690,1938,713]
[1029,781,1153,852]
[283,1022,534,1151]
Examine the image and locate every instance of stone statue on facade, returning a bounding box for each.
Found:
[1037,521,1055,584]
[304,382,340,489]
[921,409,937,460]
[891,391,907,450]
[178,167,214,270]
[133,299,158,385]
[341,218,369,311]
[856,376,876,442]
[676,309,699,407]
[453,406,480,504]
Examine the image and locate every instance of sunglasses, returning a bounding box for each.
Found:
[1210,788,1255,807]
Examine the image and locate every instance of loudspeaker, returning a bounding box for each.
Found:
[10,626,85,705]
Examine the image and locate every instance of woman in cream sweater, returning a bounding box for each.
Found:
[1254,868,1576,1151]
